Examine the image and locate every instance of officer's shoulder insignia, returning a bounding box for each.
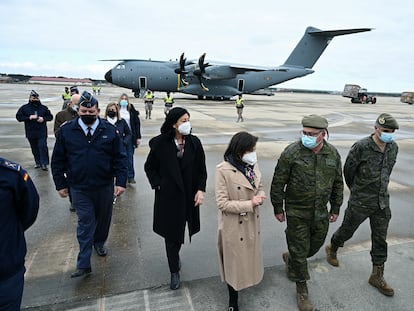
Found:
[0,158,21,172]
[0,158,31,182]
[378,117,385,125]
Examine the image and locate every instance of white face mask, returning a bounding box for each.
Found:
[178,121,191,135]
[242,151,257,166]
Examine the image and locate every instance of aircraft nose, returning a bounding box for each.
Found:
[104,70,112,83]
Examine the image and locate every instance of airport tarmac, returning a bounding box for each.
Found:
[1,84,413,311]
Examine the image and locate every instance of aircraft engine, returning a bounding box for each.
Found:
[193,53,210,91]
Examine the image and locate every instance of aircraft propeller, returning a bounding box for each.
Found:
[174,53,189,86]
[193,53,209,92]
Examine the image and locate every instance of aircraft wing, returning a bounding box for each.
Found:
[203,63,288,80]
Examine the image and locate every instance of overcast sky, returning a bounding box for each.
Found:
[1,0,412,92]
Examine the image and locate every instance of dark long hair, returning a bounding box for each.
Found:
[224,131,258,164]
[160,107,190,138]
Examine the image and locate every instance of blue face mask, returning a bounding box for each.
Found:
[120,100,128,107]
[301,135,317,149]
[380,132,394,143]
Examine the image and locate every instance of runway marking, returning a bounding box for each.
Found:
[183,286,196,311]
[25,235,77,278]
[60,285,196,311]
[144,289,150,310]
[98,297,105,310]
[24,249,38,277]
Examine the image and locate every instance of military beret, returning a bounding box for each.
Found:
[30,90,39,98]
[301,114,328,129]
[376,113,399,129]
[78,91,98,108]
[70,86,79,94]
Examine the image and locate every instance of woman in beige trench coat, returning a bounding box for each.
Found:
[215,132,266,311]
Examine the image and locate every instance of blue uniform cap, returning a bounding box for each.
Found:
[70,86,79,94]
[78,91,98,108]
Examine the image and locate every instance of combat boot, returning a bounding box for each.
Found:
[325,244,339,267]
[368,264,394,297]
[296,281,313,311]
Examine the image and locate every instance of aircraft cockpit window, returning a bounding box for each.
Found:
[116,64,126,70]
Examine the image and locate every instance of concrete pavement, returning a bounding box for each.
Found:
[0,84,413,311]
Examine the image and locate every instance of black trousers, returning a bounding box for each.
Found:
[165,239,182,273]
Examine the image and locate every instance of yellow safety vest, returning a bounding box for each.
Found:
[164,95,174,104]
[236,98,244,107]
[144,93,154,99]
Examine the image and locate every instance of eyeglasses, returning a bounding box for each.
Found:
[177,144,184,158]
[301,130,323,137]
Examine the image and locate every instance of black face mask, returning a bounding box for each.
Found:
[107,111,116,118]
[80,114,97,125]
[30,100,40,106]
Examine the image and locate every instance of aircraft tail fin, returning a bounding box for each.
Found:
[283,26,371,69]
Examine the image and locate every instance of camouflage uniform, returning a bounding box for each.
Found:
[331,134,398,264]
[271,140,343,281]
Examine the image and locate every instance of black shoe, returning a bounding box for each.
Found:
[41,164,48,171]
[69,204,76,212]
[128,178,136,184]
[70,267,91,278]
[170,272,180,290]
[94,245,107,257]
[34,164,40,169]
[228,306,239,311]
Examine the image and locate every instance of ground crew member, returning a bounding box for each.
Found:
[163,92,174,115]
[0,157,39,310]
[16,90,53,171]
[326,113,399,297]
[51,91,127,278]
[62,87,71,110]
[144,89,154,119]
[270,114,343,311]
[235,94,244,122]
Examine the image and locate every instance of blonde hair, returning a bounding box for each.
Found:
[104,102,121,119]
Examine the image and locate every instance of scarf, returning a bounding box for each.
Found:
[226,155,256,188]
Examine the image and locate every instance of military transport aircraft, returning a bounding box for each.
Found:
[104,26,371,100]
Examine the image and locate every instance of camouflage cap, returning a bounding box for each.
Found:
[376,113,399,129]
[78,91,98,108]
[301,114,328,129]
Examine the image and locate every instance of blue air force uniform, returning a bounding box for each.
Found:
[16,91,53,168]
[0,158,39,310]
[51,117,127,270]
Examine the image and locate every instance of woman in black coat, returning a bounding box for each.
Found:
[144,107,207,290]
